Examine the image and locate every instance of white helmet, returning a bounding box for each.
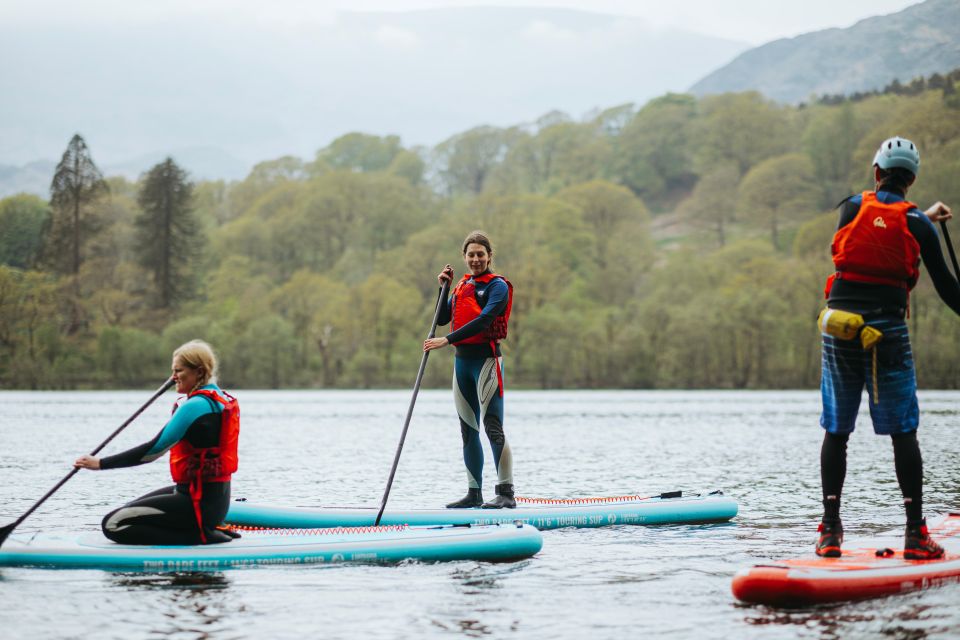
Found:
[872,136,920,176]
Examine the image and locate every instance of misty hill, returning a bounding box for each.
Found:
[0,6,748,197]
[689,0,960,103]
[0,148,250,200]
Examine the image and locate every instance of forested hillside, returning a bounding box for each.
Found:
[2,76,960,390]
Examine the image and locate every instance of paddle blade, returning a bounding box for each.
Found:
[0,522,17,547]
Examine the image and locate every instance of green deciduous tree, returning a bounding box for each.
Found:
[802,103,859,208]
[233,314,298,388]
[0,194,49,268]
[434,126,507,196]
[354,274,421,383]
[387,148,427,186]
[502,121,610,193]
[271,270,353,386]
[679,165,741,248]
[0,266,63,388]
[693,92,793,177]
[97,326,167,386]
[558,180,650,266]
[613,93,698,204]
[737,153,819,250]
[317,133,404,173]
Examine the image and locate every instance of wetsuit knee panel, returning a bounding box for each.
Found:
[459,420,474,446]
[483,415,505,446]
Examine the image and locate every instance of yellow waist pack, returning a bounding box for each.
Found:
[817,308,883,349]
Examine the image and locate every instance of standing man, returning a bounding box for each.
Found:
[816,136,960,558]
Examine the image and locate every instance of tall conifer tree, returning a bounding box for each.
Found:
[44,134,108,276]
[135,158,199,309]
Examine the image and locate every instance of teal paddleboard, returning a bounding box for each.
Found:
[226,490,737,530]
[0,523,542,570]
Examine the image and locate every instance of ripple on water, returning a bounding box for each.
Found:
[1,389,960,639]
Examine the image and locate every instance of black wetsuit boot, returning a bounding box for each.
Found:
[203,527,235,544]
[482,483,516,509]
[446,488,483,509]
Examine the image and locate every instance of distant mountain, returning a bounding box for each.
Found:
[0,148,251,199]
[0,161,55,199]
[0,6,748,190]
[689,0,960,103]
[104,147,251,183]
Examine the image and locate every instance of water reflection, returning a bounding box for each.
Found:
[111,571,230,590]
[429,617,495,637]
[451,560,532,592]
[742,602,936,639]
[108,572,235,638]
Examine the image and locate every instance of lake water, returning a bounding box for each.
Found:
[1,389,959,639]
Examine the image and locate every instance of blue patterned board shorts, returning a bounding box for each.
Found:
[820,315,919,435]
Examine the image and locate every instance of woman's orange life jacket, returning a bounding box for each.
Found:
[168,388,239,542]
[824,191,921,298]
[451,272,513,395]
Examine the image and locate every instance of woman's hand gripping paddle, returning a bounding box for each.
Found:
[0,377,176,547]
[375,278,451,526]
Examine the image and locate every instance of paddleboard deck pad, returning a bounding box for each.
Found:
[732,513,960,606]
[0,523,542,570]
[226,490,737,530]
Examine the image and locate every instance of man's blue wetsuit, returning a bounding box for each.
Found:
[820,189,960,525]
[99,383,233,545]
[437,274,513,493]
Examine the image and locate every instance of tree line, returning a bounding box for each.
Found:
[1,78,959,390]
[816,66,960,107]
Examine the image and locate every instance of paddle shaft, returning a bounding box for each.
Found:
[375,279,450,525]
[940,220,960,281]
[0,377,176,546]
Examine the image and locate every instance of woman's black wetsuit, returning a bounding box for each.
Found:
[98,384,234,545]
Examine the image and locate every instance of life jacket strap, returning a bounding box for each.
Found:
[491,340,504,397]
[190,449,207,544]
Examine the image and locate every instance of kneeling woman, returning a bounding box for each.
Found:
[424,230,517,509]
[74,340,239,545]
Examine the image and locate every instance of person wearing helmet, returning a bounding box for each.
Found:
[816,136,960,559]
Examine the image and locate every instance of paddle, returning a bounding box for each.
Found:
[0,377,176,547]
[940,220,960,280]
[375,278,451,526]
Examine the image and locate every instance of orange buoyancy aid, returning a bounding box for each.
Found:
[169,388,239,542]
[451,272,513,344]
[451,272,513,395]
[824,191,921,298]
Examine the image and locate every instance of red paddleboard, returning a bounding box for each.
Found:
[732,513,960,606]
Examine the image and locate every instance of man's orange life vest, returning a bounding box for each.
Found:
[824,191,921,298]
[451,272,513,395]
[169,388,239,542]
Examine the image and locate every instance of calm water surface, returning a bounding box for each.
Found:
[1,389,959,639]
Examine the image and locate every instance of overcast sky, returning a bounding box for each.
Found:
[0,0,929,176]
[1,0,922,45]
